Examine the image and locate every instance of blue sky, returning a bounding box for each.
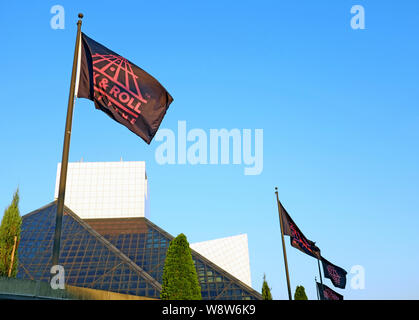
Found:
[1,0,418,299]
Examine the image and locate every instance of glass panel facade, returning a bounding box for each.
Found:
[85,218,171,285]
[17,202,261,300]
[17,203,161,298]
[85,218,261,300]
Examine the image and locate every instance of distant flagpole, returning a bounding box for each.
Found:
[51,13,84,269]
[317,258,325,300]
[275,187,292,300]
[315,277,319,300]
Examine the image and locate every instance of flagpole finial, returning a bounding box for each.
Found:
[275,187,278,192]
[78,13,84,19]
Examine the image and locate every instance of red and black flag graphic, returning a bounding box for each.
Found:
[317,282,344,301]
[321,257,347,289]
[279,202,321,259]
[76,33,173,144]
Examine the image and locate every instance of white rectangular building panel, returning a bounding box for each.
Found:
[54,161,148,219]
[190,234,252,287]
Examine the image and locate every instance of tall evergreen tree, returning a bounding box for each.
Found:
[160,233,202,300]
[0,189,22,277]
[261,274,273,300]
[294,285,308,300]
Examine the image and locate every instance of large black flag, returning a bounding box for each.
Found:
[317,282,344,301]
[279,202,321,259]
[321,257,347,289]
[77,33,173,144]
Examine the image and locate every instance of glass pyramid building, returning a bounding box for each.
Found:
[17,201,262,300]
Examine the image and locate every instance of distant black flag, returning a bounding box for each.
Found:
[321,257,347,289]
[279,202,321,259]
[317,282,344,301]
[77,32,173,144]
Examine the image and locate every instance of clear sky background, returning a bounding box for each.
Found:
[1,0,418,300]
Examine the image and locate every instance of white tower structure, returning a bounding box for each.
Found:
[54,161,148,219]
[191,234,252,287]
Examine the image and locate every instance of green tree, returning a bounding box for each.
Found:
[294,285,308,300]
[0,189,22,277]
[261,274,273,300]
[160,233,202,300]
